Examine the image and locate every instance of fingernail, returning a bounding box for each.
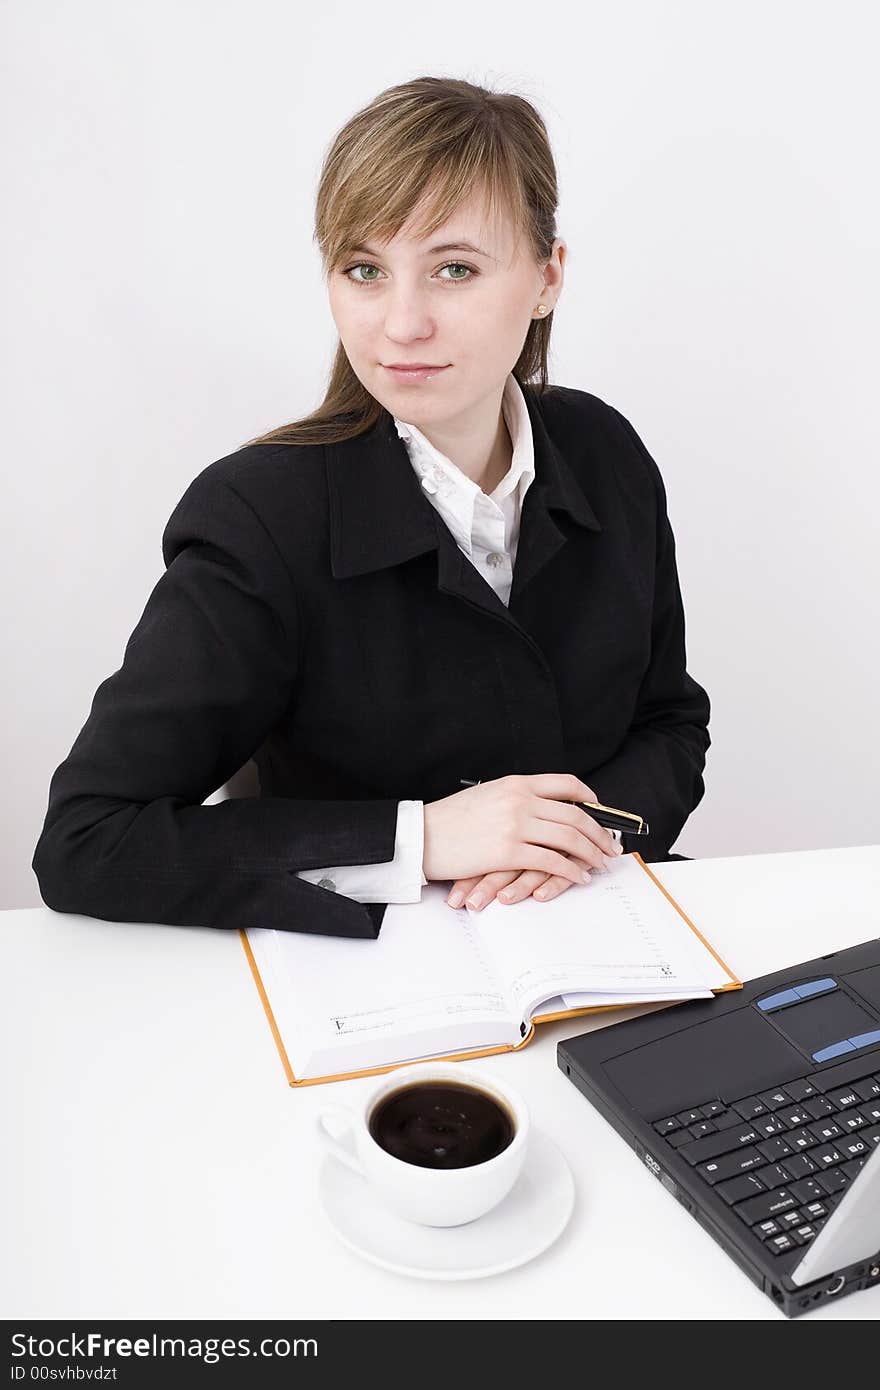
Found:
[498,890,513,902]
[581,869,592,883]
[534,887,548,899]
[447,890,464,908]
[467,892,484,910]
[613,842,624,855]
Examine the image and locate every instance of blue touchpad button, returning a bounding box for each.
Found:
[793,977,837,999]
[757,988,800,1011]
[812,1040,856,1062]
[847,1028,880,1050]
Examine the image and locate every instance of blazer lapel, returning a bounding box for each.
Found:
[325,383,603,635]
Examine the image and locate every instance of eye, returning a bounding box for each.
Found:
[341,261,478,286]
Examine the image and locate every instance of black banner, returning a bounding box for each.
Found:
[4,1322,553,1387]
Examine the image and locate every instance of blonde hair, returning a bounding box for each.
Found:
[244,75,560,449]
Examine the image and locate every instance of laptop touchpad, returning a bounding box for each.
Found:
[604,1008,806,1119]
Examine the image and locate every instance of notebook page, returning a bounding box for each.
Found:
[470,854,733,1021]
[246,882,517,1078]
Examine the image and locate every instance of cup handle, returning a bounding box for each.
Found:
[315,1104,366,1177]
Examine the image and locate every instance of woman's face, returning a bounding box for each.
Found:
[328,188,565,425]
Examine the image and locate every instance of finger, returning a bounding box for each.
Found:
[462,869,521,912]
[532,874,574,902]
[516,842,601,886]
[446,876,482,908]
[533,798,620,859]
[497,870,550,905]
[525,816,613,875]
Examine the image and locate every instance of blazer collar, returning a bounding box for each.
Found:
[327,382,601,586]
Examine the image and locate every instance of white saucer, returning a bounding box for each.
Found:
[317,1127,575,1280]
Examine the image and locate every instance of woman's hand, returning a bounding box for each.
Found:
[444,858,614,911]
[422,773,623,909]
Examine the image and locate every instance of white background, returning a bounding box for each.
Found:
[4,0,879,908]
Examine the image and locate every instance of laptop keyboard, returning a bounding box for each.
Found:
[652,1060,880,1258]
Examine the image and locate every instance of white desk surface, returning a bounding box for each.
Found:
[3,844,880,1322]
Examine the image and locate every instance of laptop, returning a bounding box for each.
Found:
[557,937,880,1317]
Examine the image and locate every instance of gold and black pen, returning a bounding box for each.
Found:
[458,780,649,836]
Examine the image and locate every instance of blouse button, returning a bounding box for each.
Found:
[420,476,439,495]
[317,877,337,892]
[485,551,505,568]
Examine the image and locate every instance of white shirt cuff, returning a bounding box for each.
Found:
[295,800,425,903]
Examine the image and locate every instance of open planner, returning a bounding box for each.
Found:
[241,852,741,1087]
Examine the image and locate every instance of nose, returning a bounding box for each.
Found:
[380,283,439,340]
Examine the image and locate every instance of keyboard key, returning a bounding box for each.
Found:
[803,1199,828,1220]
[667,1130,693,1149]
[837,1108,867,1132]
[757,1136,793,1162]
[861,1101,880,1124]
[791,1177,826,1204]
[678,1125,761,1166]
[817,1167,848,1194]
[863,1124,880,1148]
[714,1108,747,1131]
[754,1114,787,1137]
[778,1106,812,1128]
[840,1136,870,1160]
[653,1116,681,1135]
[787,1127,818,1150]
[676,1109,703,1125]
[688,1120,718,1139]
[757,1088,794,1110]
[755,1218,782,1239]
[781,1153,817,1179]
[791,1223,817,1245]
[736,1188,798,1225]
[697,1146,766,1184]
[842,1155,868,1180]
[701,1101,727,1117]
[732,1096,768,1120]
[759,1163,793,1190]
[804,1095,836,1118]
[854,1077,880,1101]
[779,1209,803,1228]
[715,1172,767,1206]
[768,1233,796,1255]
[784,1077,819,1101]
[809,1120,843,1144]
[829,1087,863,1110]
[811,1143,845,1167]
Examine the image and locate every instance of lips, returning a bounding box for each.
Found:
[383,364,450,382]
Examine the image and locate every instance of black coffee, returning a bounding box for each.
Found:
[368,1081,515,1169]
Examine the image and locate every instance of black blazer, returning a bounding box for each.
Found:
[32,383,710,939]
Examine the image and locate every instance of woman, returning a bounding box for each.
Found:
[32,76,710,940]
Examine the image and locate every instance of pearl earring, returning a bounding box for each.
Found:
[535,304,548,316]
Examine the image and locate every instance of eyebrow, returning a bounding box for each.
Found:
[347,240,495,261]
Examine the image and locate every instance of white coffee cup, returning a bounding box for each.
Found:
[315,1062,530,1227]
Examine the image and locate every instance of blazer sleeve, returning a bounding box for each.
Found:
[585,413,711,861]
[31,469,399,938]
